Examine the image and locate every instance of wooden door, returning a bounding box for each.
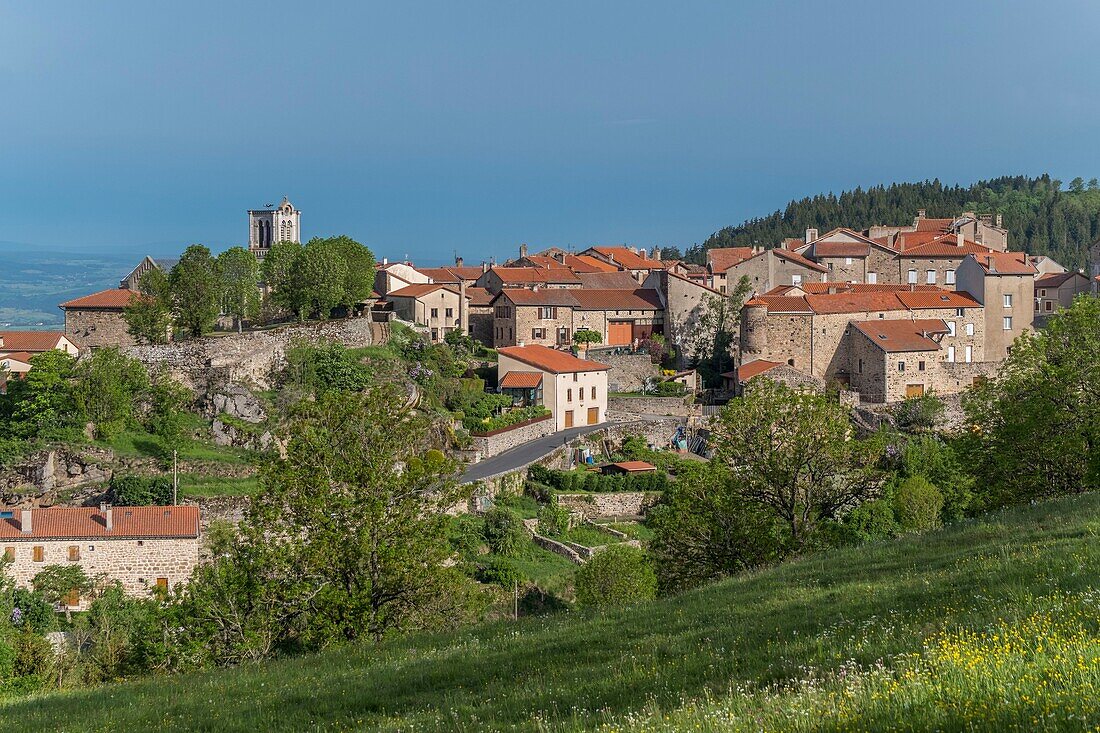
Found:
[564,410,574,428]
[905,384,925,398]
[64,589,80,608]
[587,407,599,425]
[607,321,632,346]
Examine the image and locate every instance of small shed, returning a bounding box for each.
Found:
[602,460,657,476]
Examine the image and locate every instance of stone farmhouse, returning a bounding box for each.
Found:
[0,505,201,609]
[59,288,144,349]
[496,344,609,430]
[490,288,664,348]
[1034,271,1092,322]
[386,283,465,343]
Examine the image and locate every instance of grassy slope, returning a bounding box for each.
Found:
[6,494,1100,732]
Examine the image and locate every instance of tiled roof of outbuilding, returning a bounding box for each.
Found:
[0,506,200,540]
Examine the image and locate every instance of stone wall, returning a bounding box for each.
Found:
[470,415,555,460]
[556,491,661,519]
[124,316,374,391]
[3,536,200,606]
[65,309,135,349]
[606,395,697,419]
[588,352,659,393]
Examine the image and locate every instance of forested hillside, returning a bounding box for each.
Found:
[692,174,1100,270]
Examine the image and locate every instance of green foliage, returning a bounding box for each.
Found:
[11,588,55,633]
[261,240,304,313]
[696,174,1100,271]
[833,499,898,545]
[711,379,884,549]
[284,342,371,396]
[572,328,602,346]
[169,244,221,337]
[123,268,172,345]
[324,235,377,307]
[692,276,751,387]
[892,393,945,434]
[4,350,79,440]
[482,507,527,557]
[216,246,261,330]
[145,367,192,459]
[73,347,149,440]
[962,296,1100,507]
[574,544,657,610]
[892,476,944,532]
[653,380,687,396]
[467,405,549,434]
[274,236,376,321]
[291,238,349,319]
[536,502,570,537]
[473,557,525,589]
[31,565,94,613]
[110,474,174,506]
[896,435,974,521]
[529,463,670,494]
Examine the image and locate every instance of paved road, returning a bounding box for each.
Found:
[460,423,610,483]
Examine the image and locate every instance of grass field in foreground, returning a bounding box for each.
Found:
[5,494,1100,732]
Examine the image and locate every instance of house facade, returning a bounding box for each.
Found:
[386,284,464,342]
[955,252,1036,361]
[1034,271,1091,320]
[496,344,609,430]
[490,288,663,348]
[59,288,144,348]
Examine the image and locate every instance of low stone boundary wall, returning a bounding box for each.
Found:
[607,396,698,419]
[556,491,662,519]
[591,352,661,393]
[471,415,554,460]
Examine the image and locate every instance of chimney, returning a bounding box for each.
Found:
[20,509,31,534]
[805,228,818,244]
[556,251,567,264]
[455,255,464,267]
[519,243,528,259]
[458,280,469,335]
[996,213,1003,227]
[918,209,927,219]
[102,503,113,532]
[382,257,388,266]
[652,246,661,261]
[481,261,489,273]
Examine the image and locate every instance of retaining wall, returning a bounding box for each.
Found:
[556,491,662,519]
[471,415,554,459]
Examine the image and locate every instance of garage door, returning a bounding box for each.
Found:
[607,321,633,346]
[905,384,925,398]
[587,407,599,425]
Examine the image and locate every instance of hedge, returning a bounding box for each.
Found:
[528,464,669,493]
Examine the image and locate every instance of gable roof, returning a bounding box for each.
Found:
[387,283,458,299]
[575,272,641,289]
[770,247,830,273]
[0,506,200,540]
[898,233,992,257]
[497,344,610,374]
[1034,271,1086,288]
[564,254,620,273]
[499,371,544,389]
[0,352,34,371]
[0,331,68,352]
[967,251,1038,276]
[466,287,494,306]
[748,287,980,315]
[496,288,663,311]
[60,288,142,310]
[417,266,486,282]
[766,283,940,296]
[586,247,663,270]
[737,359,781,382]
[707,247,755,273]
[805,241,871,258]
[895,290,982,309]
[914,216,954,232]
[850,319,949,353]
[488,267,581,285]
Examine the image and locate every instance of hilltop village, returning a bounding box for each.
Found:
[0,195,1097,694]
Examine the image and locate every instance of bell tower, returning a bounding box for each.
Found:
[248,196,301,259]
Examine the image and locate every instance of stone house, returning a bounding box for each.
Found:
[706,247,756,293]
[373,261,432,297]
[490,288,663,348]
[642,270,723,366]
[796,228,899,285]
[868,210,1008,252]
[476,266,582,294]
[386,283,464,342]
[0,331,80,357]
[59,288,144,349]
[119,255,179,291]
[496,344,610,430]
[724,246,829,295]
[739,286,987,398]
[0,505,201,608]
[1034,271,1091,320]
[580,246,667,283]
[955,252,1036,361]
[725,359,823,395]
[891,234,993,288]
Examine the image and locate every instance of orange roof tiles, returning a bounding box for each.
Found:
[737,359,781,382]
[497,344,610,374]
[60,288,143,310]
[0,331,67,352]
[752,286,980,315]
[746,295,813,313]
[499,371,544,389]
[803,291,907,314]
[766,283,939,296]
[587,247,663,270]
[850,319,949,353]
[574,272,641,289]
[707,247,755,273]
[498,288,663,311]
[610,461,657,472]
[564,254,620,273]
[0,506,200,540]
[771,248,830,273]
[417,266,486,282]
[1034,272,1079,288]
[896,290,982,309]
[387,283,458,298]
[969,251,1037,276]
[465,287,494,306]
[914,217,954,232]
[899,234,992,257]
[490,267,581,284]
[807,242,870,258]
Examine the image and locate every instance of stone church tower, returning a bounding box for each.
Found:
[248,197,301,258]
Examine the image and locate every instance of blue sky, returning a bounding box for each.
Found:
[1,1,1098,265]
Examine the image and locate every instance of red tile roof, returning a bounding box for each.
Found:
[803,291,907,314]
[498,288,663,311]
[766,283,940,296]
[806,242,871,258]
[574,272,642,289]
[0,352,34,370]
[850,319,949,353]
[518,255,571,270]
[497,344,610,374]
[60,288,143,310]
[564,254,620,273]
[750,287,979,315]
[610,461,657,472]
[499,371,544,389]
[969,251,1037,276]
[490,267,581,284]
[737,359,781,382]
[1034,272,1081,288]
[417,266,486,282]
[899,234,992,257]
[707,247,755,273]
[771,247,830,273]
[914,217,953,232]
[744,295,812,313]
[0,506,200,540]
[587,247,663,270]
[466,287,494,306]
[0,331,67,352]
[895,290,982,310]
[387,283,458,298]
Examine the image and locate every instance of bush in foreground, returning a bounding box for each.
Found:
[574,544,657,610]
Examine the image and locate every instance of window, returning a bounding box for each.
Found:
[68,545,80,561]
[965,345,973,363]
[1003,294,1012,308]
[845,257,853,265]
[946,269,956,284]
[566,389,572,402]
[445,308,453,318]
[430,308,439,318]
[539,306,556,319]
[947,346,955,362]
[1045,301,1053,312]
[557,327,570,344]
[857,358,863,374]
[1039,289,1047,297]
[156,577,169,590]
[947,321,956,336]
[792,274,802,286]
[965,323,974,336]
[431,328,438,341]
[926,270,936,284]
[590,386,596,399]
[908,269,918,284]
[531,328,545,339]
[32,546,43,563]
[719,285,727,294]
[867,272,877,284]
[3,547,12,561]
[918,361,926,371]
[573,373,578,382]
[1003,316,1013,330]
[956,308,965,317]
[898,362,906,372]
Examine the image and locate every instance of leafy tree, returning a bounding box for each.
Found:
[32,565,96,622]
[72,347,149,440]
[123,268,172,345]
[892,476,943,532]
[536,502,570,537]
[321,235,376,308]
[169,245,221,337]
[216,246,260,333]
[572,328,603,348]
[482,507,527,557]
[261,240,305,313]
[291,239,349,320]
[110,475,174,506]
[284,342,371,396]
[146,367,191,460]
[80,584,164,680]
[248,386,483,643]
[892,393,945,434]
[710,380,884,550]
[574,545,657,609]
[647,461,783,593]
[659,246,683,260]
[962,295,1100,506]
[692,275,752,387]
[5,350,79,440]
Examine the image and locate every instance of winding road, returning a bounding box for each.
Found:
[460,423,610,483]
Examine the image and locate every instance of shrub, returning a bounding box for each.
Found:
[473,557,525,589]
[110,475,174,506]
[836,499,899,545]
[482,508,527,557]
[893,393,945,434]
[893,476,944,532]
[536,503,570,537]
[466,405,550,434]
[575,544,658,610]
